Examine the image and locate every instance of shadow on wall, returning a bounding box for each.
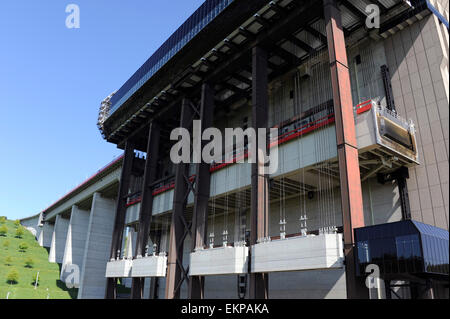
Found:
[363,177,402,226]
[199,269,346,299]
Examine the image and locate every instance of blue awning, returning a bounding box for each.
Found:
[355,220,449,278]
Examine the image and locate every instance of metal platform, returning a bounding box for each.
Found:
[189,245,249,276]
[105,259,132,278]
[251,234,344,273]
[131,255,167,278]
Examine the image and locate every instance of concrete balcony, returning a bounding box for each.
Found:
[105,259,132,278]
[251,233,344,273]
[131,255,167,278]
[189,245,249,276]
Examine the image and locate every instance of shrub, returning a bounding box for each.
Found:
[3,240,10,249]
[6,269,19,284]
[14,220,20,228]
[15,227,24,238]
[5,256,13,266]
[18,242,28,252]
[31,272,40,286]
[25,257,34,268]
[0,216,6,224]
[0,225,7,236]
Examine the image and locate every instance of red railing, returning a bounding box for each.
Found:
[42,155,124,214]
[126,100,374,207]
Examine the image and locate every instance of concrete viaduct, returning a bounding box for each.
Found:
[19,156,140,299]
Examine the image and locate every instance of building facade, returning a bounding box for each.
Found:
[24,0,449,299]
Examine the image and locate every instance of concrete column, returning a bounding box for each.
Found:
[143,278,151,299]
[60,205,90,284]
[38,222,54,248]
[78,192,116,299]
[34,227,42,242]
[21,215,41,239]
[122,228,137,290]
[48,215,70,264]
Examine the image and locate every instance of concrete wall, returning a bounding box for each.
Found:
[152,109,381,217]
[38,222,54,248]
[157,236,347,299]
[48,215,69,264]
[151,176,401,300]
[384,14,449,230]
[78,193,115,299]
[61,205,90,284]
[203,176,401,248]
[348,38,388,107]
[21,214,41,239]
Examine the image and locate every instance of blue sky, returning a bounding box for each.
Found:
[0,0,204,220]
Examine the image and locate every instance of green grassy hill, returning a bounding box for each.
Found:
[0,218,77,299]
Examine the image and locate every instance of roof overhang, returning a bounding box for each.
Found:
[101,0,432,150]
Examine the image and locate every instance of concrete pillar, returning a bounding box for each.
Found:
[38,222,54,248]
[122,228,137,289]
[34,224,42,242]
[78,192,116,299]
[21,215,41,239]
[124,227,137,259]
[60,205,90,284]
[143,278,151,299]
[48,215,70,264]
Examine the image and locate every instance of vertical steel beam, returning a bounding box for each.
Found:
[249,46,269,299]
[105,140,135,299]
[131,122,161,299]
[396,168,411,221]
[381,65,396,111]
[165,99,194,299]
[149,230,162,299]
[188,83,215,299]
[324,0,366,299]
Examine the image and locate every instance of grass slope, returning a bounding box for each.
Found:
[0,219,77,299]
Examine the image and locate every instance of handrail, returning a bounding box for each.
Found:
[125,100,377,205]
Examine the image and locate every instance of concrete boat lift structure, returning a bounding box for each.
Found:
[22,0,449,299]
[98,0,448,299]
